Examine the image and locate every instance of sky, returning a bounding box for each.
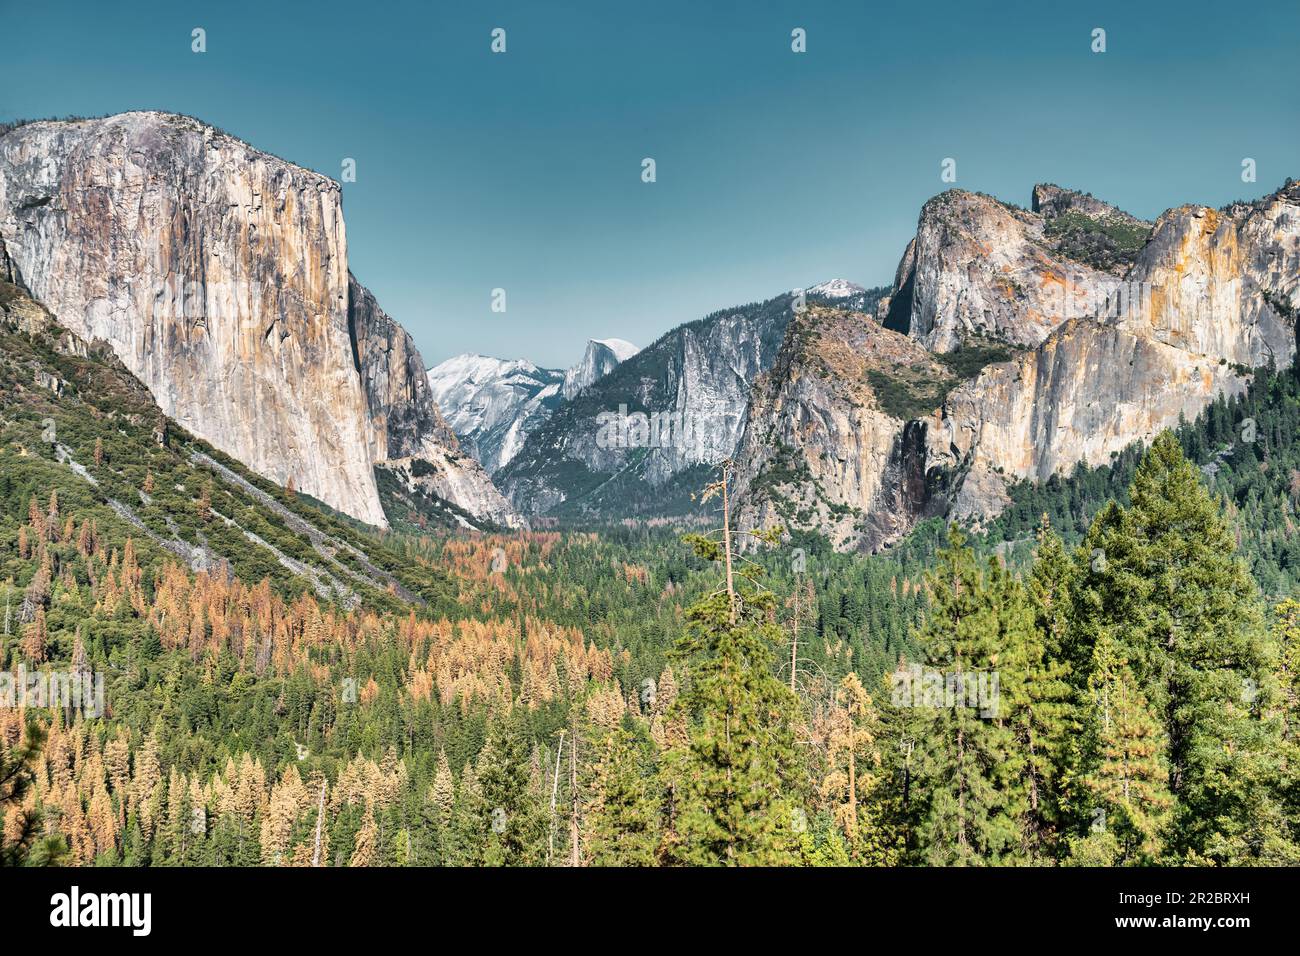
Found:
[2,0,1297,369]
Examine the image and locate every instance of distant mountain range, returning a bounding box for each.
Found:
[425,338,643,476]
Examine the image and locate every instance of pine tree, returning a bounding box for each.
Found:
[475,712,547,866]
[1006,546,1073,860]
[349,804,378,867]
[1068,632,1172,864]
[583,726,660,866]
[1075,432,1279,862]
[666,588,804,866]
[1,721,66,866]
[20,606,46,663]
[912,528,1025,866]
[1274,600,1300,743]
[666,462,806,866]
[447,761,485,867]
[875,662,929,862]
[423,750,455,864]
[820,672,893,864]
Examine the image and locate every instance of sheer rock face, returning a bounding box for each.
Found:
[0,112,382,523]
[931,183,1299,520]
[732,307,942,551]
[348,276,521,527]
[736,183,1299,550]
[877,186,1158,352]
[878,189,1122,353]
[925,320,1249,521]
[499,295,792,515]
[561,338,639,400]
[0,111,519,529]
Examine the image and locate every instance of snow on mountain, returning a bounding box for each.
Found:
[804,278,867,299]
[426,355,564,474]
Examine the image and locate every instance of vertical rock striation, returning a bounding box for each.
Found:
[0,111,518,529]
[347,275,521,527]
[735,182,1299,550]
[498,293,793,515]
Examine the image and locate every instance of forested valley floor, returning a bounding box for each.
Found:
[2,290,1299,866]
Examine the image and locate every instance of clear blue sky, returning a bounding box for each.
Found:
[2,0,1296,368]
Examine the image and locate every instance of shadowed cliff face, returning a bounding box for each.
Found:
[731,306,952,551]
[0,111,517,529]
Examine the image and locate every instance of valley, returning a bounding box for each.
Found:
[1,110,1297,871]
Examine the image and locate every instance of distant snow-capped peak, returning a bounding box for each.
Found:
[427,354,565,473]
[589,338,641,363]
[803,278,867,299]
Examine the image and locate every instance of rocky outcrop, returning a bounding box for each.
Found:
[736,182,1298,551]
[426,354,564,474]
[0,111,517,529]
[1031,183,1147,228]
[561,338,639,400]
[877,188,1150,352]
[931,182,1299,520]
[347,275,521,527]
[732,306,945,550]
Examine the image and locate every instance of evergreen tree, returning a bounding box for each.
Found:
[422,750,455,864]
[1075,432,1280,862]
[447,761,487,867]
[912,528,1024,866]
[875,663,929,862]
[583,726,660,866]
[1006,543,1073,860]
[476,711,547,866]
[666,462,805,866]
[1,721,66,866]
[1068,632,1172,864]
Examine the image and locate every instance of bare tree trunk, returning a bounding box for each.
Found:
[847,746,857,838]
[790,584,799,694]
[311,781,326,867]
[722,461,735,624]
[568,714,580,866]
[548,730,565,865]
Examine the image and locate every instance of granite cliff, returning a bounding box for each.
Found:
[735,182,1299,550]
[0,111,516,529]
